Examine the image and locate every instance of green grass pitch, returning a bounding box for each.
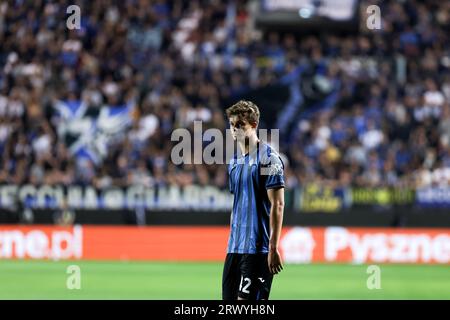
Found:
[0,260,448,299]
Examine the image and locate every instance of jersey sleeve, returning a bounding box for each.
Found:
[261,152,285,190]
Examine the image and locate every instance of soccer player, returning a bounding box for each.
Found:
[222,100,285,300]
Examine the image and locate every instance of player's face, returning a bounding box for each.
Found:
[229,116,255,142]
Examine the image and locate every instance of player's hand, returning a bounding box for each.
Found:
[268,248,283,275]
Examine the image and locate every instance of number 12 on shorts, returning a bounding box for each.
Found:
[239,276,251,294]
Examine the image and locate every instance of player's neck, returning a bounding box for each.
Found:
[238,134,259,156]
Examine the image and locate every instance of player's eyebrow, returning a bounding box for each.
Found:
[230,120,245,128]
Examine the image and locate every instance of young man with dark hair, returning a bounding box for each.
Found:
[222,100,285,300]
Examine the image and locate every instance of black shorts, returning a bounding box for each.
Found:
[222,253,274,300]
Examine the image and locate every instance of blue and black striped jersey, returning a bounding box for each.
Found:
[227,142,285,254]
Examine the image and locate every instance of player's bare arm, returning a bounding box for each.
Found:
[268,187,285,275]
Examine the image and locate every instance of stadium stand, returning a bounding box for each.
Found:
[0,0,449,192]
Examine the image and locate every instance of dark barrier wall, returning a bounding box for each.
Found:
[0,184,449,227]
[1,207,449,228]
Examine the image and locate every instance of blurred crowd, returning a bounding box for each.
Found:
[0,0,449,190]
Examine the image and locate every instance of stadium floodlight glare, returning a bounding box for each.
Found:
[298,8,313,19]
